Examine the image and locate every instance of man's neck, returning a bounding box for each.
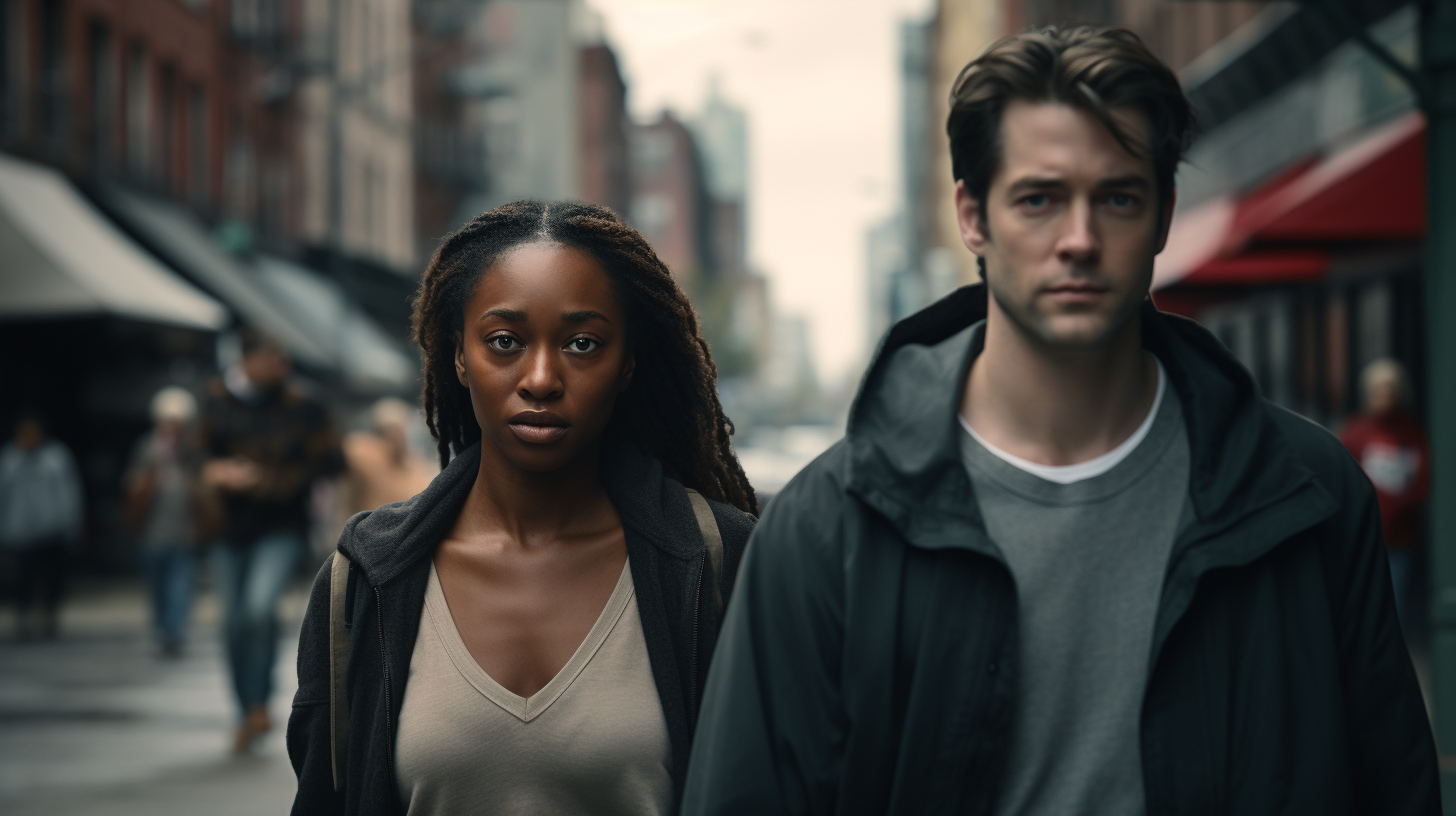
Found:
[960,308,1158,467]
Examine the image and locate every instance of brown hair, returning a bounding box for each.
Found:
[948,26,1195,217]
[411,200,758,515]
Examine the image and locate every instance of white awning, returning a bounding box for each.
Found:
[254,255,418,393]
[91,185,334,369]
[0,153,226,330]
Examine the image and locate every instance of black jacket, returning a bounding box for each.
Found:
[682,285,1438,815]
[288,439,755,815]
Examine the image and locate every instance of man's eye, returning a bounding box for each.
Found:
[1107,194,1138,209]
[487,336,521,351]
[566,337,601,353]
[1020,194,1050,210]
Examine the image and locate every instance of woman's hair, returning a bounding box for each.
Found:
[411,200,758,515]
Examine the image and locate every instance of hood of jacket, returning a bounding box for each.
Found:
[340,436,715,587]
[844,283,1338,558]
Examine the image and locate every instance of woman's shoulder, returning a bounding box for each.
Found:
[700,493,756,555]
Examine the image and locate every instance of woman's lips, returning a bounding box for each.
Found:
[508,412,570,444]
[510,423,569,444]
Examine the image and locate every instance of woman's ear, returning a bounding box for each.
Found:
[454,333,468,387]
[618,354,635,393]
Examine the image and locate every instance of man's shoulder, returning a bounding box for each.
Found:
[1266,401,1372,503]
[754,440,859,541]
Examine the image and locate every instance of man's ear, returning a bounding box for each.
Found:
[618,354,635,393]
[954,180,989,257]
[453,333,468,387]
[1153,187,1177,254]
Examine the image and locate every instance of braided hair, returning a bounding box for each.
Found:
[411,200,758,515]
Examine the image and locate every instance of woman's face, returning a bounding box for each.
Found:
[454,242,634,473]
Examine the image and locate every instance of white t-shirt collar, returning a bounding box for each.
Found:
[958,356,1167,485]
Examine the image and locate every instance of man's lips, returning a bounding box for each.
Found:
[508,411,570,444]
[1043,283,1108,301]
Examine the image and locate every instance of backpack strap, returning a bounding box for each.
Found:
[685,488,724,620]
[328,550,352,792]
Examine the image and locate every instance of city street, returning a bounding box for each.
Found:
[0,578,306,815]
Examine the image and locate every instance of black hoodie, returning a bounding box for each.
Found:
[682,284,1437,815]
[287,439,755,815]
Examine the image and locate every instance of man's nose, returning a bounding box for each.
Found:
[518,347,564,401]
[1056,199,1101,263]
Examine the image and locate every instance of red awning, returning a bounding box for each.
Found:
[1231,112,1425,244]
[1154,111,1425,290]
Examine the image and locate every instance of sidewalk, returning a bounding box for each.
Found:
[0,577,307,815]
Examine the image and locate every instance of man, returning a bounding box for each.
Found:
[1340,358,1430,631]
[0,412,82,640]
[683,26,1437,815]
[199,328,342,751]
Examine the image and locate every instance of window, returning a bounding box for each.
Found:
[40,0,66,156]
[126,44,149,179]
[0,0,21,138]
[90,21,116,173]
[158,62,176,189]
[188,84,208,204]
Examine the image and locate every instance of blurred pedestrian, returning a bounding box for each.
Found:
[1340,358,1430,631]
[124,387,208,657]
[199,328,343,752]
[0,411,83,640]
[340,397,437,517]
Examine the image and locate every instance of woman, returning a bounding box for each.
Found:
[288,201,758,815]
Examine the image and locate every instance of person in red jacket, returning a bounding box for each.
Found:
[1340,358,1430,631]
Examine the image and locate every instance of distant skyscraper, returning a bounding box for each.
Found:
[691,76,749,203]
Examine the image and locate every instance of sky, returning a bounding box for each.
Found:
[586,0,937,387]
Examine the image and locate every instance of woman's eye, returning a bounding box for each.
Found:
[487,336,521,351]
[566,337,601,353]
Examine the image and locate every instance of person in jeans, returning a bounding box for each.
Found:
[0,412,83,640]
[682,26,1437,814]
[125,387,208,657]
[199,328,343,752]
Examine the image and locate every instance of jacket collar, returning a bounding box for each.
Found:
[341,437,706,586]
[844,283,1337,555]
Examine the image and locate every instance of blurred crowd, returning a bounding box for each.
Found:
[0,327,436,752]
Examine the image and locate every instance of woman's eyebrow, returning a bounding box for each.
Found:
[562,310,611,324]
[479,308,527,322]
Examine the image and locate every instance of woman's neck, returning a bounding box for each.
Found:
[461,439,615,546]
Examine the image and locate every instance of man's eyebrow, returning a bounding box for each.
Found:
[562,310,611,324]
[1097,174,1153,190]
[479,308,527,322]
[1006,176,1067,193]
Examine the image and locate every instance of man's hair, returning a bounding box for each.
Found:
[948,25,1196,216]
[238,325,285,358]
[410,200,758,515]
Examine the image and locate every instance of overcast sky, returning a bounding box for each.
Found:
[586,0,937,386]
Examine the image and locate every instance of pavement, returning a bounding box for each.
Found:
[0,577,308,815]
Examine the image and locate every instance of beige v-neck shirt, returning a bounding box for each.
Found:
[394,560,673,815]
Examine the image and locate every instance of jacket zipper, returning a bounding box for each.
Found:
[688,553,705,723]
[375,585,395,800]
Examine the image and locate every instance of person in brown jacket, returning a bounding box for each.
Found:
[198,327,343,752]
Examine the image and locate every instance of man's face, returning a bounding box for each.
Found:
[14,420,43,452]
[956,100,1172,350]
[242,343,291,390]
